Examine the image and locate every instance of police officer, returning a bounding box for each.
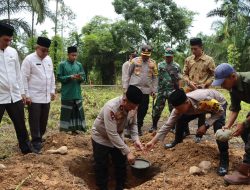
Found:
[92,85,144,190]
[122,50,138,91]
[149,47,181,132]
[146,88,229,176]
[124,45,158,136]
[212,63,250,185]
[183,38,216,143]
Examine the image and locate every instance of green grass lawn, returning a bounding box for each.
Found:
[1,87,250,130]
[0,86,249,158]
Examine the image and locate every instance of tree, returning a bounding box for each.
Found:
[112,0,194,59]
[207,0,250,70]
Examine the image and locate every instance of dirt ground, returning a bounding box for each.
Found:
[0,123,250,190]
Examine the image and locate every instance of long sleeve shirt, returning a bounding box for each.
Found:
[122,61,130,89]
[125,57,158,94]
[57,60,86,101]
[229,72,250,112]
[0,47,24,104]
[92,96,139,155]
[183,53,215,86]
[155,89,227,141]
[21,52,55,104]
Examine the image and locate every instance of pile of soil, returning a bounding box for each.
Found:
[0,130,249,190]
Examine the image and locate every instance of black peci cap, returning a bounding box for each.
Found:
[37,36,51,48]
[0,22,14,36]
[126,85,143,104]
[169,89,187,107]
[68,46,77,54]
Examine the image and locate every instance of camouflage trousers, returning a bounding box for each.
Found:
[242,112,250,163]
[152,90,173,128]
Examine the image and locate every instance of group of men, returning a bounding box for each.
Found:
[1,21,250,189]
[0,22,86,154]
[91,36,250,189]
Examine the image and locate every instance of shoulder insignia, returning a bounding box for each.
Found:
[110,111,116,120]
[198,99,220,112]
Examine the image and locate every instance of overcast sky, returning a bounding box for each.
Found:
[11,0,221,38]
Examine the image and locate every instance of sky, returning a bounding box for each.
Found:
[10,0,222,38]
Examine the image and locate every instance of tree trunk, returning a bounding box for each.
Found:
[55,0,59,36]
[31,10,35,51]
[7,0,10,24]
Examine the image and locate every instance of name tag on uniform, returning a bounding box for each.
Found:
[36,63,41,65]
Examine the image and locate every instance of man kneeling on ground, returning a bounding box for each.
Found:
[146,88,229,176]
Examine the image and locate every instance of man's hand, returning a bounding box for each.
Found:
[189,81,198,90]
[26,97,32,105]
[151,92,156,99]
[21,94,26,104]
[233,123,245,136]
[50,93,56,101]
[127,152,135,165]
[134,140,144,151]
[145,140,155,151]
[197,125,207,136]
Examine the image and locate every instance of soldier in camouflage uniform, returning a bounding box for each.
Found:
[149,48,181,132]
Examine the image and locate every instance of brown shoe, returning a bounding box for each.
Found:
[224,163,250,185]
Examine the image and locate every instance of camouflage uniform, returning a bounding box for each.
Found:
[152,60,181,128]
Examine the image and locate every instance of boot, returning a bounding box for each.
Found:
[138,128,143,136]
[217,152,229,176]
[149,117,159,133]
[164,140,182,149]
[224,163,250,185]
[148,126,157,133]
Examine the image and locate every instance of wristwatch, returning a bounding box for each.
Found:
[204,122,210,129]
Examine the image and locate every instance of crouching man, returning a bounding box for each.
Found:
[212,63,250,185]
[146,88,229,176]
[91,85,144,190]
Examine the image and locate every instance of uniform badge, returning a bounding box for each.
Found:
[110,111,115,120]
[198,99,220,112]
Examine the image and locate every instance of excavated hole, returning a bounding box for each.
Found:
[69,154,161,189]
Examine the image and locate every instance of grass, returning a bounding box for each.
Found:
[0,86,249,158]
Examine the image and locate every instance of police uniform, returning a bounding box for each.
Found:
[151,48,181,130]
[124,45,158,135]
[156,89,229,176]
[92,85,142,190]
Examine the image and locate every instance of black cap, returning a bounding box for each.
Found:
[190,38,202,46]
[130,50,138,58]
[141,44,152,56]
[126,85,143,104]
[169,89,187,107]
[68,46,77,54]
[0,22,14,36]
[37,37,51,48]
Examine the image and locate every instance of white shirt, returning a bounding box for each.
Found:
[0,46,24,104]
[21,52,56,104]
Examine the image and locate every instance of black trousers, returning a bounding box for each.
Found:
[174,113,228,155]
[0,100,31,153]
[137,94,149,130]
[28,103,50,150]
[241,112,250,163]
[92,139,127,190]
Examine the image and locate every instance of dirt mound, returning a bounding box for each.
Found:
[0,131,249,190]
